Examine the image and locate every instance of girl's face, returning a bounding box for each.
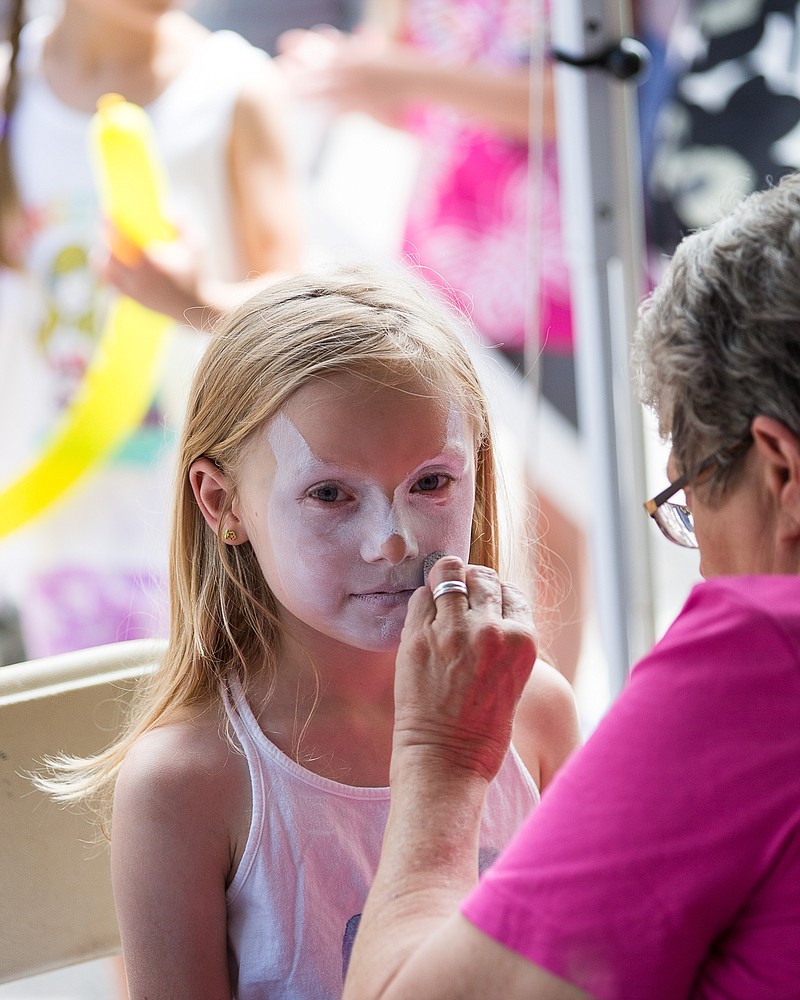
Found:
[233,372,477,653]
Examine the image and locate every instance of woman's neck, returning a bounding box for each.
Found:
[43,7,206,111]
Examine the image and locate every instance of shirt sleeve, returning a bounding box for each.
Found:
[461,579,800,1000]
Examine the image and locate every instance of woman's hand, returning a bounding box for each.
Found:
[393,556,537,785]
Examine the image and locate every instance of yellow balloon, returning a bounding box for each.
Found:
[92,93,177,255]
[0,95,177,539]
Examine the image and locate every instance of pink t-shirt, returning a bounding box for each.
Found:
[463,576,800,999]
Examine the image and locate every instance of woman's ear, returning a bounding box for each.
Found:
[751,416,800,533]
[189,459,249,544]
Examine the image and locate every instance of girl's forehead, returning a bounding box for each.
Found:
[283,370,473,422]
[266,372,477,470]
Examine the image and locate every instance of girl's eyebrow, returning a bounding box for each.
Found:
[307,451,468,475]
[269,413,473,479]
[295,448,472,485]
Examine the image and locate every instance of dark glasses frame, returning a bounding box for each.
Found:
[644,436,752,548]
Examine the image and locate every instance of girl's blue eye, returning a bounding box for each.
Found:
[414,473,450,493]
[309,484,344,503]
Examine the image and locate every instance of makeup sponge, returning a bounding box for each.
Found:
[422,551,447,586]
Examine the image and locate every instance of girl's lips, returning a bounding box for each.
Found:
[352,589,415,607]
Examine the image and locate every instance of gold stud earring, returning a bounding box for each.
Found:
[223,529,237,542]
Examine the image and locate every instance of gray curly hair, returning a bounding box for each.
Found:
[633,171,800,501]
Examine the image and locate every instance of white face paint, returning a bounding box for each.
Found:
[234,373,476,653]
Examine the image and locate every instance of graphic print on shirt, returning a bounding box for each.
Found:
[340,844,502,979]
[31,224,168,466]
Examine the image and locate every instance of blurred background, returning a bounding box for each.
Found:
[6,0,799,992]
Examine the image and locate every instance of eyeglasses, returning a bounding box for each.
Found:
[643,436,752,548]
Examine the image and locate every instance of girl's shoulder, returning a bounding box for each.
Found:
[110,701,251,980]
[121,699,243,782]
[512,659,581,792]
[114,700,250,853]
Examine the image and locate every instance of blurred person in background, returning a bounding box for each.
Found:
[0,0,302,662]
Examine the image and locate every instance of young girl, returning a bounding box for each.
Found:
[44,266,580,999]
[0,0,301,661]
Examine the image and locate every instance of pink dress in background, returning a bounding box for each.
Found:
[401,0,572,355]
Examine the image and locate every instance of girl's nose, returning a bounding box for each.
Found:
[379,532,415,565]
[361,518,418,565]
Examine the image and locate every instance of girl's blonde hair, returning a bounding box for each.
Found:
[41,264,501,816]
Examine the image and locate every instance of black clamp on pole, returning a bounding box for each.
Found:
[551,37,651,82]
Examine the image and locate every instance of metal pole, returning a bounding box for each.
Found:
[550,0,655,694]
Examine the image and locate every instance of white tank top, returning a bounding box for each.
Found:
[223,674,539,1000]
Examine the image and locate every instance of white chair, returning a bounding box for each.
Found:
[0,638,164,984]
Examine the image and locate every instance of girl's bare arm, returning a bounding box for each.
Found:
[512,659,582,792]
[278,27,556,142]
[111,716,247,999]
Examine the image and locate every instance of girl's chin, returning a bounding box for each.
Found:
[339,616,407,654]
[344,628,404,655]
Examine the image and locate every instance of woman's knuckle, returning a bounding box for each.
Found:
[467,565,498,588]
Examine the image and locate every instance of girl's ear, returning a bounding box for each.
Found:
[189,459,249,544]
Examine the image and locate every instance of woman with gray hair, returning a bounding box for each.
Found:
[638,173,800,561]
[339,173,800,1000]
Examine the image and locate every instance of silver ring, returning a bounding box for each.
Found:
[432,580,469,601]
